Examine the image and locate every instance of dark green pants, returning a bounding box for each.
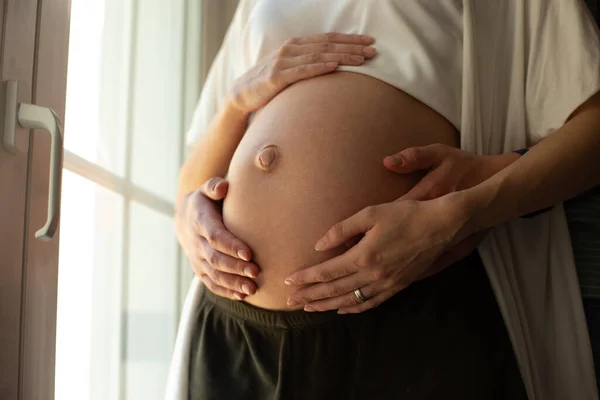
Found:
[189,252,527,400]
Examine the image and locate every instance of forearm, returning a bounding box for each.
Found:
[177,102,249,201]
[459,92,600,237]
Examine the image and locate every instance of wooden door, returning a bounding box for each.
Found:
[0,0,71,399]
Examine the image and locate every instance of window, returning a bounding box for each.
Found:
[54,0,203,398]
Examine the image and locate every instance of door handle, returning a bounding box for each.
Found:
[1,80,64,241]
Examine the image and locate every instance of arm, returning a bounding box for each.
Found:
[385,93,599,278]
[284,93,600,313]
[178,31,377,200]
[177,103,247,201]
[459,91,600,239]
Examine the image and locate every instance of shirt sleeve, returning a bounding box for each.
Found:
[525,0,600,141]
[185,0,254,146]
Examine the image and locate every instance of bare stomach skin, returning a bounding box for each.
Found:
[222,72,459,310]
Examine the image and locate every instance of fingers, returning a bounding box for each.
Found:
[396,169,446,201]
[190,189,253,262]
[285,42,376,58]
[190,238,259,299]
[293,32,375,46]
[197,258,258,297]
[384,144,452,173]
[396,183,431,202]
[278,62,340,85]
[284,52,366,68]
[181,177,260,301]
[284,250,360,285]
[314,206,378,251]
[344,234,364,249]
[197,215,253,261]
[337,288,399,314]
[198,177,229,201]
[199,237,259,278]
[269,33,377,97]
[304,287,367,311]
[288,273,365,306]
[196,268,247,301]
[304,285,380,312]
[206,267,258,296]
[278,36,377,84]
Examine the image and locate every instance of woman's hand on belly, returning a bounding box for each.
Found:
[229,33,376,115]
[284,195,472,314]
[176,177,260,301]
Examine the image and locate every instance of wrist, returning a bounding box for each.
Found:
[485,152,520,178]
[463,152,522,232]
[448,178,503,243]
[497,151,521,167]
[223,97,251,124]
[448,153,518,239]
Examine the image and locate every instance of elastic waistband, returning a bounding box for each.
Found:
[201,288,345,329]
[200,250,484,329]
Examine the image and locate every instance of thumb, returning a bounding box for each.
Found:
[199,177,229,201]
[384,144,448,174]
[315,207,376,251]
[396,166,450,201]
[396,182,431,202]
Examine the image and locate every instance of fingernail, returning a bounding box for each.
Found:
[241,284,251,295]
[325,61,338,68]
[287,298,299,306]
[237,249,251,261]
[244,266,256,278]
[361,35,375,43]
[385,155,402,166]
[314,239,327,251]
[350,55,364,63]
[284,278,294,285]
[362,46,376,56]
[304,305,315,312]
[233,293,243,301]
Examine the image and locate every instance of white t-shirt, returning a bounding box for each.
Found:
[187,0,464,144]
[171,1,600,399]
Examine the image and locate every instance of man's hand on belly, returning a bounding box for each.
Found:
[282,145,520,314]
[175,177,260,301]
[384,144,519,201]
[384,144,519,277]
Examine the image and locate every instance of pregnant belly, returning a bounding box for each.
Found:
[223,72,459,310]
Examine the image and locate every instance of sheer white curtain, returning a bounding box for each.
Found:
[54,1,237,399]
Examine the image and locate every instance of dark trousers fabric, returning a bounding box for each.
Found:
[188,251,527,400]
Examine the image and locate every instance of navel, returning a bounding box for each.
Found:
[255,145,280,172]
